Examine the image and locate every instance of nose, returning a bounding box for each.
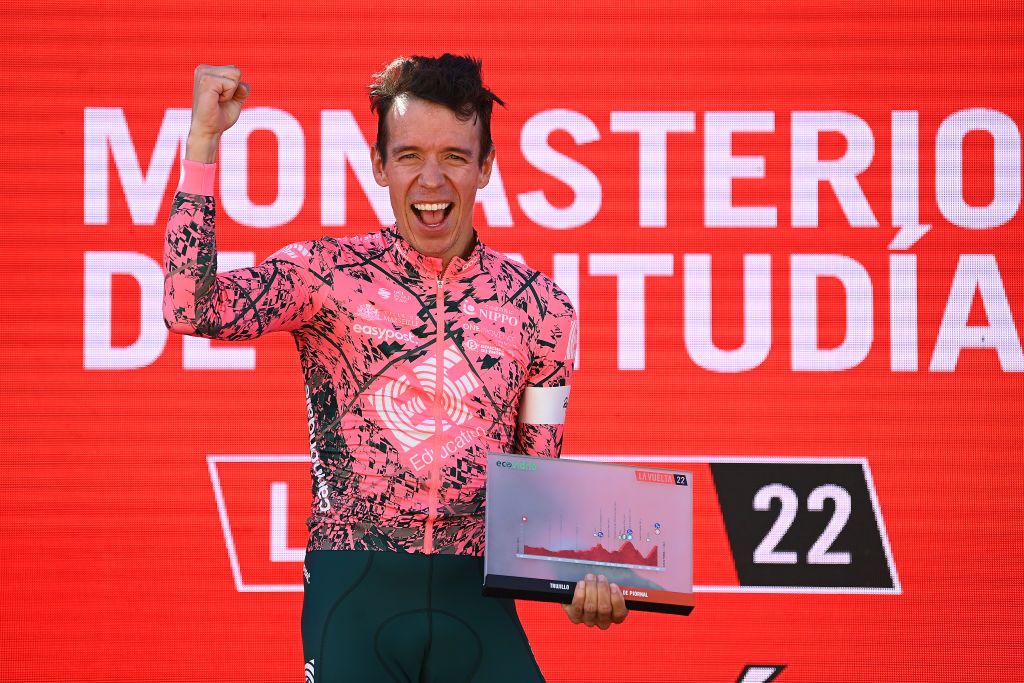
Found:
[417,157,444,189]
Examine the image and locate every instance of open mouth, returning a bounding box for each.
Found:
[411,202,454,228]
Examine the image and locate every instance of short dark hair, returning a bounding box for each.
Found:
[369,54,505,165]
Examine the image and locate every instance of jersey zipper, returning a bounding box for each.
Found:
[424,274,446,554]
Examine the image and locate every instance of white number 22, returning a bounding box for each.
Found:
[752,483,852,565]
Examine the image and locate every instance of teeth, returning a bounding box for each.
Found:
[413,203,451,211]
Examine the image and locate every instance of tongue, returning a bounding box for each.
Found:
[420,208,446,226]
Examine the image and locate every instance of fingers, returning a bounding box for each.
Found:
[596,575,613,629]
[582,574,598,627]
[190,64,249,139]
[563,578,586,624]
[609,582,628,625]
[194,64,242,87]
[201,71,242,102]
[233,81,251,103]
[563,574,630,629]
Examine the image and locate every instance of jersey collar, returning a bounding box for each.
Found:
[383,226,486,279]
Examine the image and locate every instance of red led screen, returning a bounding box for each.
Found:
[3,2,1021,681]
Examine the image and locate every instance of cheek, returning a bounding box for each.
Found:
[388,178,412,203]
[455,174,484,198]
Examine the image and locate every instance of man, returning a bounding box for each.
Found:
[164,55,626,682]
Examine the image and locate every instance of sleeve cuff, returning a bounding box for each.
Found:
[178,159,217,196]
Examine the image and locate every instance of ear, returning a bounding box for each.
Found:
[477,147,496,189]
[371,144,389,187]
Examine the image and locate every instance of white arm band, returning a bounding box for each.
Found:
[517,385,571,425]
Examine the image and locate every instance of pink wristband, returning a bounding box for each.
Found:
[178,159,217,196]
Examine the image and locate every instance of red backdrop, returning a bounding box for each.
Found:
[3,2,1022,681]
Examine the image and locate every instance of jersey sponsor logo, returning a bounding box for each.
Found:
[480,342,505,358]
[369,343,482,462]
[356,304,419,329]
[305,386,331,512]
[376,286,413,304]
[353,323,414,344]
[408,425,485,472]
[460,300,520,327]
[466,337,507,359]
[356,303,380,321]
[382,310,420,327]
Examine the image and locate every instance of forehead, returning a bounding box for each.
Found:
[385,95,481,156]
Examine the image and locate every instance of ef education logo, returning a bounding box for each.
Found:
[635,470,689,486]
[495,459,538,471]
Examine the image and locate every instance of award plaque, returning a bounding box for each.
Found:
[483,453,694,615]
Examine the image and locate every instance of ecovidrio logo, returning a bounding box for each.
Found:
[495,459,538,471]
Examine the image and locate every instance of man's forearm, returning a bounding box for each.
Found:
[185,133,220,164]
[164,162,220,335]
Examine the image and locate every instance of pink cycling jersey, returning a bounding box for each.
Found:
[164,161,578,556]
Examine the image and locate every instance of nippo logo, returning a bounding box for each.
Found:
[369,343,481,454]
[460,299,521,327]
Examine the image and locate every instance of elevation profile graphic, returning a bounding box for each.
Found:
[484,454,694,614]
[516,503,668,571]
[520,540,661,570]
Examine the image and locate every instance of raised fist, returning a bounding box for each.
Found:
[187,64,250,162]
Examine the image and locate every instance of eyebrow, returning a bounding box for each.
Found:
[391,144,475,158]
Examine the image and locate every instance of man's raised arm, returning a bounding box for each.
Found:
[164,65,327,341]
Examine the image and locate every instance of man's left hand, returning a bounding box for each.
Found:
[562,573,628,629]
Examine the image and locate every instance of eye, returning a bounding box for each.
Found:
[447,153,467,162]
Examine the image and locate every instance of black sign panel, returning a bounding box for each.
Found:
[711,462,894,589]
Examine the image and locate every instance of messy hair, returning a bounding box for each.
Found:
[369,54,505,165]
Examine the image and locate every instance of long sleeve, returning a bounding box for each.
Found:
[163,161,329,341]
[512,282,579,458]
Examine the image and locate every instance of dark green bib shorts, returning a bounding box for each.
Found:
[301,550,546,682]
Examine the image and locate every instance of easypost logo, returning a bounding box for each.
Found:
[353,323,414,344]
